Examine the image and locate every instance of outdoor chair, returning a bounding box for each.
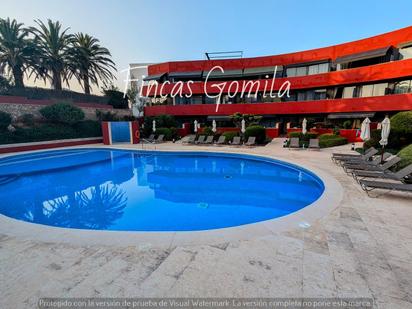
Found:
[332,147,376,163]
[352,156,402,182]
[359,179,412,197]
[195,135,205,144]
[203,136,214,144]
[352,163,412,182]
[231,136,241,146]
[289,138,300,149]
[244,136,256,146]
[342,152,392,173]
[183,135,196,144]
[336,148,379,166]
[308,138,320,150]
[215,136,226,145]
[154,134,164,143]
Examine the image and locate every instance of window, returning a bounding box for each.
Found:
[308,65,319,75]
[191,95,203,104]
[318,63,329,74]
[314,89,327,100]
[360,85,374,97]
[286,67,297,77]
[399,45,412,60]
[297,91,306,101]
[343,86,356,98]
[372,83,388,96]
[296,66,307,76]
[394,80,411,94]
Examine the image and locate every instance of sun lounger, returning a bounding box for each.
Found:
[147,134,155,143]
[231,136,241,146]
[245,136,256,146]
[352,156,402,182]
[195,135,205,144]
[215,136,226,145]
[359,179,412,197]
[154,134,164,143]
[289,138,300,149]
[308,138,320,149]
[352,164,412,182]
[336,148,379,165]
[342,152,391,173]
[183,135,196,144]
[203,136,214,144]
[332,147,376,163]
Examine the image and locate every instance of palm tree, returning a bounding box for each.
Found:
[29,19,73,90]
[0,18,37,88]
[70,33,116,94]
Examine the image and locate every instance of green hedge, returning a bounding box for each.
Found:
[40,103,85,124]
[155,127,175,141]
[0,111,12,131]
[397,144,412,170]
[288,132,318,141]
[319,134,348,148]
[245,125,266,144]
[222,131,238,142]
[0,121,102,145]
[391,111,412,134]
[200,126,214,136]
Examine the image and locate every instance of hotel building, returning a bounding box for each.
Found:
[141,26,412,134]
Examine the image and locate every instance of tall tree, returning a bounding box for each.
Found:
[0,18,36,88]
[70,33,116,94]
[30,19,73,90]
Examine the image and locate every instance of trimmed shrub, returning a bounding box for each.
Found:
[40,103,85,124]
[73,120,102,137]
[244,125,266,144]
[0,111,12,131]
[396,144,412,170]
[288,132,318,141]
[391,111,412,134]
[222,131,238,142]
[201,126,214,136]
[20,113,35,126]
[103,89,129,109]
[96,109,119,121]
[155,127,173,140]
[319,134,348,148]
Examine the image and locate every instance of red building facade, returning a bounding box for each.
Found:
[142,26,412,134]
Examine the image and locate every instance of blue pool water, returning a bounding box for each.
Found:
[0,149,324,231]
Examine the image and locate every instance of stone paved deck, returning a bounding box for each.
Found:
[1,140,411,308]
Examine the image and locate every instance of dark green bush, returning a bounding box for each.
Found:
[391,111,412,134]
[201,126,214,136]
[396,144,412,170]
[20,113,35,126]
[103,89,129,109]
[319,134,348,148]
[288,132,318,141]
[0,122,103,145]
[342,120,353,129]
[155,127,173,140]
[40,103,85,124]
[96,109,119,121]
[142,115,178,137]
[73,120,102,137]
[0,111,12,131]
[245,125,266,144]
[222,131,238,142]
[363,129,410,150]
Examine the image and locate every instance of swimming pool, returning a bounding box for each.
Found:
[0,148,324,231]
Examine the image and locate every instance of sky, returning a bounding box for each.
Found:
[2,0,412,94]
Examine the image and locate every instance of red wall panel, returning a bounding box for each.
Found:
[144,94,412,117]
[148,26,412,75]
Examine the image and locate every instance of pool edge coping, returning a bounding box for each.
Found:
[0,145,343,249]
